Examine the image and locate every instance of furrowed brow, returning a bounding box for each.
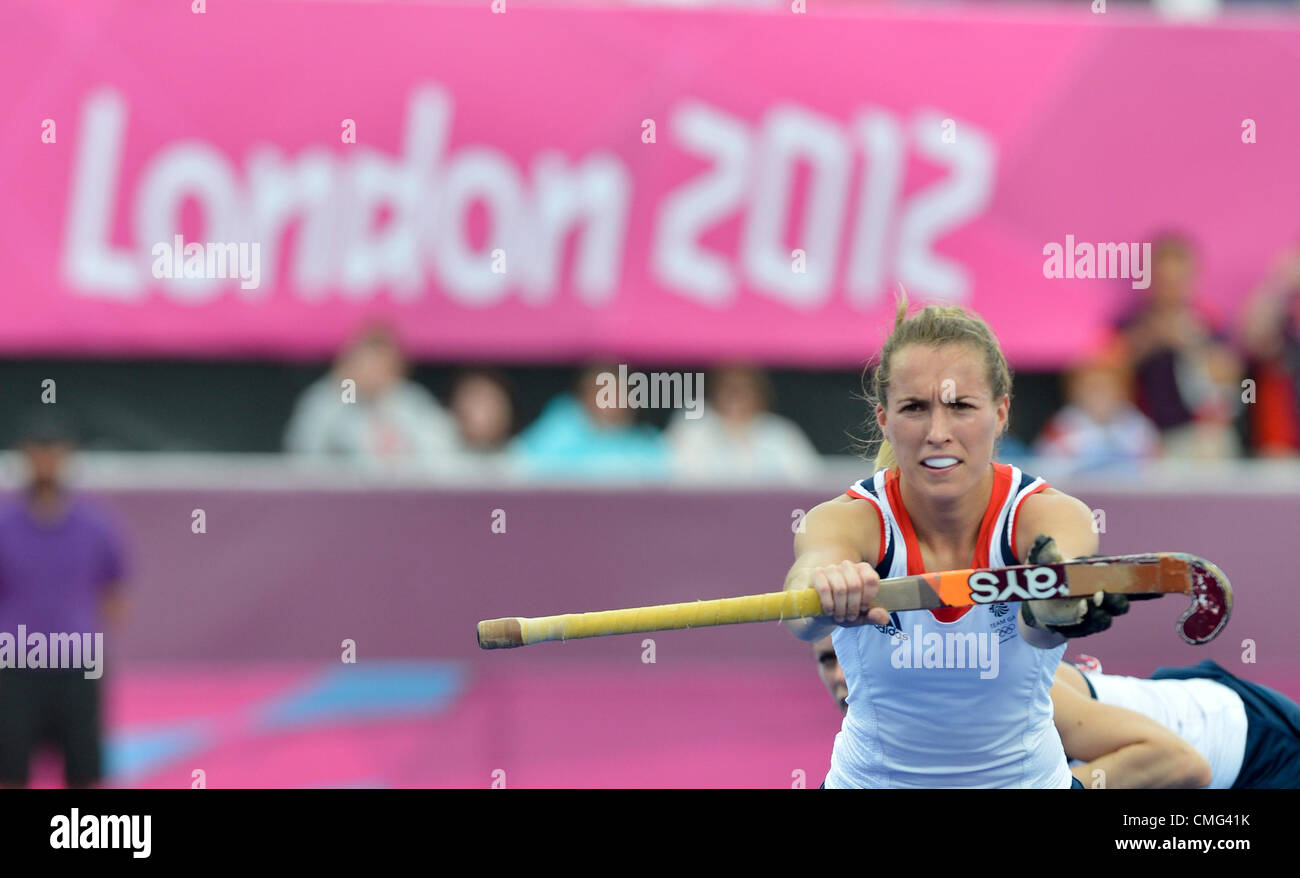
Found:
[897,395,976,404]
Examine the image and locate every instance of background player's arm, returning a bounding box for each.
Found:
[101,584,127,628]
[783,497,887,642]
[1013,490,1101,648]
[1051,670,1212,789]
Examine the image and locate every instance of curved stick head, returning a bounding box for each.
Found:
[1176,558,1233,645]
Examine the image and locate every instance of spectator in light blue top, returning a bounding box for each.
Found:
[510,364,670,481]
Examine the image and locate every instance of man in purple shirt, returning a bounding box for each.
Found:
[0,412,127,788]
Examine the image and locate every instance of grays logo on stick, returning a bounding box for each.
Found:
[968,565,1067,603]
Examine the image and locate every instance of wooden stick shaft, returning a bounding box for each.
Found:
[520,589,824,646]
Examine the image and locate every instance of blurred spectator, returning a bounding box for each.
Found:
[283,325,457,463]
[1112,234,1244,459]
[665,365,820,482]
[0,411,127,789]
[1238,244,1300,458]
[442,369,517,477]
[510,364,670,480]
[1034,342,1161,474]
[449,369,515,454]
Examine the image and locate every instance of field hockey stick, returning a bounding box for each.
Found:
[476,552,1232,649]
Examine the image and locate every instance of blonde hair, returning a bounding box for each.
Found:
[859,289,1014,472]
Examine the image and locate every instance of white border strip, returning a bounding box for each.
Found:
[0,452,1297,495]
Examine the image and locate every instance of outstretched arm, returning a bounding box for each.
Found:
[782,497,888,642]
[1051,668,1212,789]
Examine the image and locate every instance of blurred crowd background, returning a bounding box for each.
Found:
[0,0,1296,487]
[5,231,1300,482]
[239,233,1300,474]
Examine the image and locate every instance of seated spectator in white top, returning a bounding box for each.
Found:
[444,369,516,478]
[1034,346,1161,474]
[450,369,514,454]
[283,324,457,464]
[666,365,821,483]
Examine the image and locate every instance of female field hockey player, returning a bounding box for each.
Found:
[784,293,1133,788]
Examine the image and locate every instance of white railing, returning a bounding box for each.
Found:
[2,451,1298,493]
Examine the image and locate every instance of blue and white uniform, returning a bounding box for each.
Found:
[1079,659,1300,789]
[825,463,1074,788]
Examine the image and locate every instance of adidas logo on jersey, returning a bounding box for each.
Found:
[874,611,908,640]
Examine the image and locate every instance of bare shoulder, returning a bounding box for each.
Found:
[1019,486,1091,519]
[812,492,881,536]
[1016,487,1098,561]
[795,491,880,562]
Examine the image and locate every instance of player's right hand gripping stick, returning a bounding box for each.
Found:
[1018,534,1150,638]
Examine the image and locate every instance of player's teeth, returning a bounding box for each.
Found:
[923,457,958,468]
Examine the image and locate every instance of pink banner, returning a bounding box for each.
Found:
[2,1,1298,366]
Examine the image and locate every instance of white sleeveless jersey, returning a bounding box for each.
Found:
[826,463,1073,788]
[1083,671,1247,789]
